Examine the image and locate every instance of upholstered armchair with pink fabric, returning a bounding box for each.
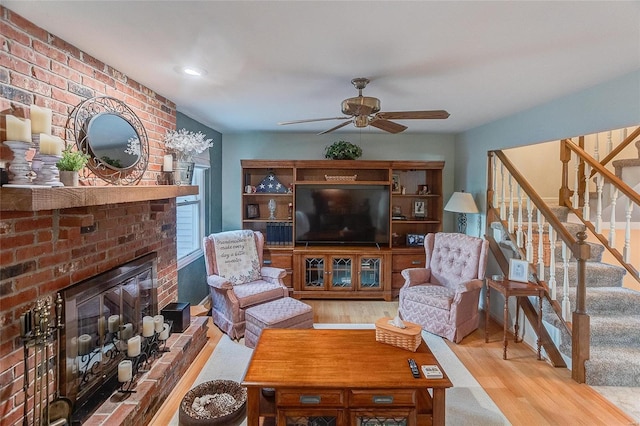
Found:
[399,232,489,343]
[203,230,288,339]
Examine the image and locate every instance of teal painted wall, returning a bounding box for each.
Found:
[175,112,223,305]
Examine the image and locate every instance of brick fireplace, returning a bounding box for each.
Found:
[0,7,203,425]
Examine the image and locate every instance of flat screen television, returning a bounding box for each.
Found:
[295,184,390,246]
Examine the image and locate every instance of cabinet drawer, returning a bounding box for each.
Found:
[350,389,417,407]
[277,389,345,407]
[392,254,424,271]
[263,251,293,269]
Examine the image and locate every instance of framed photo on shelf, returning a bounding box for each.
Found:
[392,174,401,194]
[406,233,425,247]
[508,258,529,282]
[418,184,430,195]
[413,200,426,218]
[246,204,260,219]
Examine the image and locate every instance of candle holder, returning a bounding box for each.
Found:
[33,154,63,186]
[3,141,33,185]
[117,358,138,394]
[157,321,172,353]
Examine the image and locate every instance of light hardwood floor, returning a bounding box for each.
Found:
[150,300,637,425]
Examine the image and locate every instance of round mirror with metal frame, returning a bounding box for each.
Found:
[69,96,149,185]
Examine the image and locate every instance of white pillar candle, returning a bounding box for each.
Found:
[30,105,52,135]
[5,116,32,142]
[163,154,173,172]
[159,323,170,341]
[142,316,155,337]
[39,134,64,156]
[120,322,133,341]
[78,334,92,356]
[127,335,141,357]
[153,315,164,333]
[118,360,133,383]
[69,336,78,358]
[108,315,120,333]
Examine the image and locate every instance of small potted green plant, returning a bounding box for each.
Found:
[324,140,363,160]
[56,147,90,186]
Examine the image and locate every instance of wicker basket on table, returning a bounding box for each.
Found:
[375,317,422,352]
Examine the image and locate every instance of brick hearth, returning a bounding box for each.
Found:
[83,317,208,426]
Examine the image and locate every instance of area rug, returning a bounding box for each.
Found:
[169,323,510,425]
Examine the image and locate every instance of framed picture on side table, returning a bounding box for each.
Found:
[508,258,529,282]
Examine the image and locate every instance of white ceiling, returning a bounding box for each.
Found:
[4,1,640,135]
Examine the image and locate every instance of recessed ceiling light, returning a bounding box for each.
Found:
[175,66,207,77]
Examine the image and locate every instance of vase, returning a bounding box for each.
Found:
[59,170,79,187]
[173,161,194,185]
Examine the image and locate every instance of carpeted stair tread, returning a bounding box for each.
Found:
[551,240,605,262]
[546,261,625,288]
[589,315,640,348]
[585,347,640,386]
[543,287,640,318]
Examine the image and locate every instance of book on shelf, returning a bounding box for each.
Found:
[421,364,443,379]
[265,222,292,246]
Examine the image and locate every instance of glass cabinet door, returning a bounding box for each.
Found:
[303,257,326,290]
[358,257,382,290]
[330,257,353,290]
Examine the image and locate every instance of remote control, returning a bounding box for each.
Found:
[408,358,420,378]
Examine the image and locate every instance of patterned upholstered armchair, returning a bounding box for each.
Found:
[399,232,489,343]
[203,230,288,339]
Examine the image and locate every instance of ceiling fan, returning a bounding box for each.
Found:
[278,77,449,134]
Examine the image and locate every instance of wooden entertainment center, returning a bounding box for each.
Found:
[241,160,444,300]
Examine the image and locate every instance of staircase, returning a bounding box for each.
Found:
[538,207,640,386]
[493,205,640,386]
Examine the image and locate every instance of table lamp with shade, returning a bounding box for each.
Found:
[444,191,479,234]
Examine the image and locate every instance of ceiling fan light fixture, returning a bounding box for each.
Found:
[354,115,369,128]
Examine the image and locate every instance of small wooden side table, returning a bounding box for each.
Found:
[485,278,544,360]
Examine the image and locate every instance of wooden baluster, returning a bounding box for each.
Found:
[572,149,580,209]
[537,210,545,280]
[609,186,618,247]
[517,186,524,249]
[624,197,633,263]
[492,156,498,209]
[562,240,571,320]
[582,163,591,220]
[593,133,600,162]
[508,174,514,233]
[500,162,506,220]
[595,173,604,233]
[526,197,533,263]
[607,130,613,155]
[548,224,557,300]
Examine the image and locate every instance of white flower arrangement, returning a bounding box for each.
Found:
[164,128,213,161]
[125,137,140,156]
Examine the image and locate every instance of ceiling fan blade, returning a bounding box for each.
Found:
[376,110,450,120]
[278,117,350,125]
[369,119,407,134]
[317,119,353,135]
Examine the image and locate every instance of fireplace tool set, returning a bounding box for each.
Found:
[20,293,71,426]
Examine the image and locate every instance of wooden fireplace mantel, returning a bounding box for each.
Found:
[0,185,198,211]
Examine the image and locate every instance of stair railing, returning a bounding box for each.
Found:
[560,138,640,284]
[488,150,590,381]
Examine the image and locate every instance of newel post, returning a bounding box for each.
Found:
[571,231,590,383]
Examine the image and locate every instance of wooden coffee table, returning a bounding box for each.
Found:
[241,328,452,426]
